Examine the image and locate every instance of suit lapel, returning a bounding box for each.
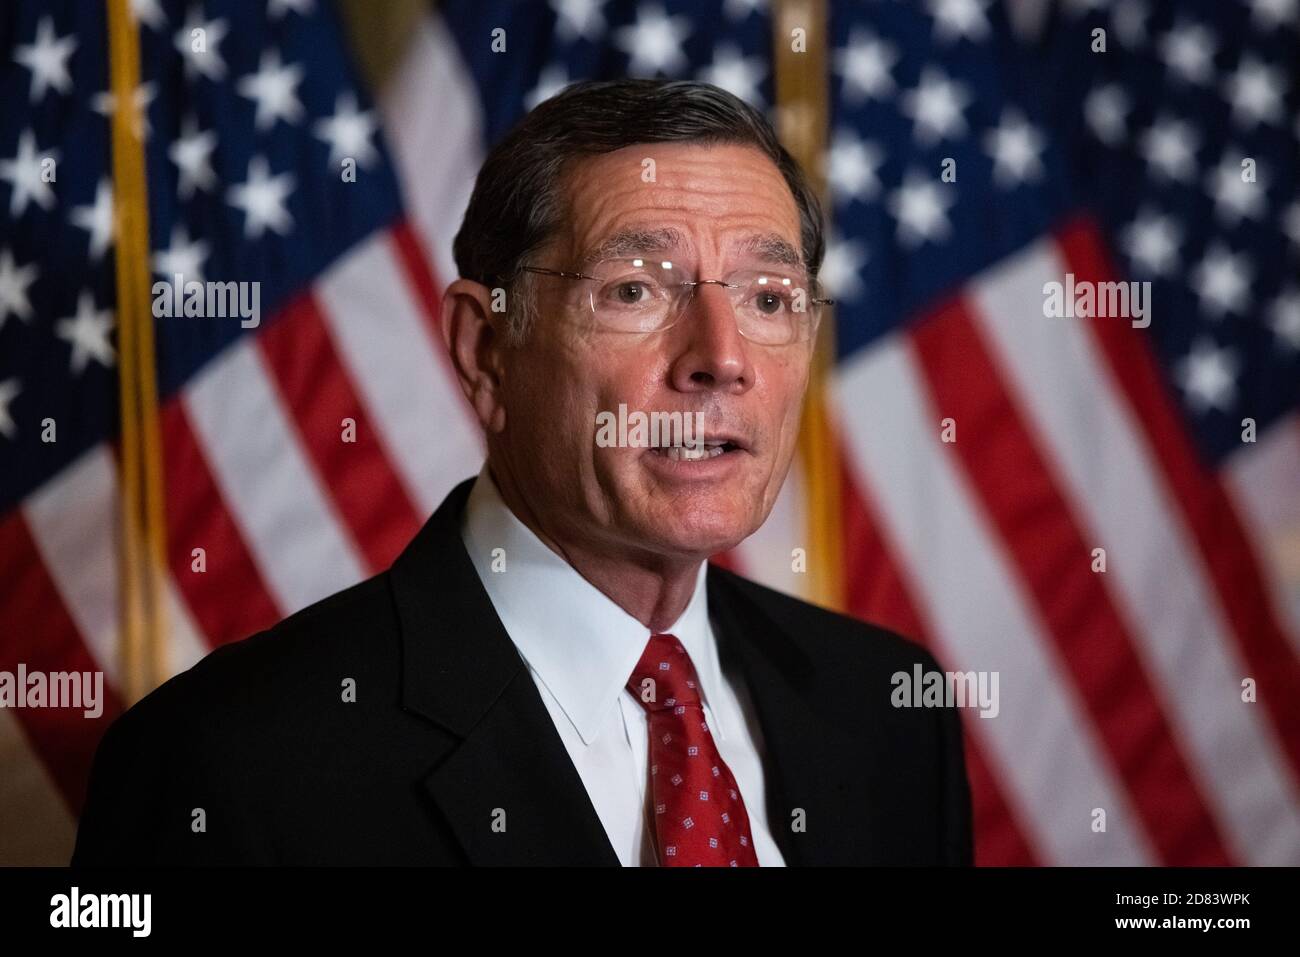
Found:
[390,479,619,866]
[707,568,887,865]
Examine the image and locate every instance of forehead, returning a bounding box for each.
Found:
[557,141,803,265]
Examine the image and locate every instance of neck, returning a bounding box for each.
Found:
[488,464,702,632]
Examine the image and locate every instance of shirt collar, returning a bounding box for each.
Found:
[459,465,726,746]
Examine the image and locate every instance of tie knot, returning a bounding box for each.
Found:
[626,633,703,712]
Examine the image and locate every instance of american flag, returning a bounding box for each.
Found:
[2,0,1298,866]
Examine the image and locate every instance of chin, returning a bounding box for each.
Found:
[636,502,758,559]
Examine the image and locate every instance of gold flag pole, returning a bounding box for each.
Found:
[107,0,168,702]
[773,0,844,612]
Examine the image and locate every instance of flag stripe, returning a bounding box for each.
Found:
[1223,414,1300,652]
[912,296,1233,864]
[257,292,423,573]
[1058,221,1300,799]
[23,446,208,688]
[834,333,1152,864]
[970,234,1300,864]
[379,14,483,290]
[839,455,1041,866]
[161,400,283,646]
[730,458,806,597]
[0,708,77,862]
[0,510,124,815]
[182,338,367,613]
[315,230,483,517]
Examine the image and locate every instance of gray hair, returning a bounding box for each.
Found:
[451,78,827,345]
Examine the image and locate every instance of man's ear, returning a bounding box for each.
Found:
[440,278,509,434]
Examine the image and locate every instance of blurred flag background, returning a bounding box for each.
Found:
[1,0,1297,865]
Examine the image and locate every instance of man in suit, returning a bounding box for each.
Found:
[73,79,972,866]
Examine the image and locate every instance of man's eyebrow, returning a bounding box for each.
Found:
[581,227,686,264]
[732,233,804,269]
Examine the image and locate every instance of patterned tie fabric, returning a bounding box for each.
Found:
[626,633,760,867]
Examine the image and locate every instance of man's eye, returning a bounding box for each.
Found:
[753,290,787,315]
[607,281,654,305]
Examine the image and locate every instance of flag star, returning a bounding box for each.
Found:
[1111,0,1149,46]
[1062,0,1110,15]
[269,0,315,17]
[1223,56,1284,128]
[1269,288,1300,351]
[0,378,20,440]
[614,4,693,77]
[91,82,156,140]
[175,10,228,81]
[56,291,115,375]
[888,170,956,247]
[834,28,898,102]
[900,67,972,145]
[1158,21,1215,85]
[698,43,766,107]
[818,233,868,302]
[0,130,59,217]
[152,225,210,284]
[524,64,571,110]
[227,156,296,238]
[1084,84,1130,145]
[1249,0,1297,29]
[14,16,78,102]
[723,0,766,20]
[1175,337,1239,413]
[1206,153,1266,225]
[237,50,305,130]
[826,128,884,204]
[70,179,115,262]
[983,109,1045,187]
[1121,209,1181,278]
[1139,116,1199,182]
[130,0,167,31]
[0,249,38,331]
[550,0,607,42]
[314,92,379,168]
[169,117,218,199]
[1284,201,1300,251]
[927,0,992,43]
[1190,244,1252,318]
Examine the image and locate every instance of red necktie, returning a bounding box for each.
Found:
[626,633,761,867]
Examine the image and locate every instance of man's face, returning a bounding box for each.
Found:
[493,141,814,563]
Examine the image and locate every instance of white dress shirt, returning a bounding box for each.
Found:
[459,467,786,866]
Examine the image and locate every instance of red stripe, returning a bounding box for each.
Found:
[390,219,444,327]
[161,400,282,646]
[839,451,1041,866]
[910,296,1233,864]
[256,293,423,573]
[1058,218,1300,794]
[0,511,124,815]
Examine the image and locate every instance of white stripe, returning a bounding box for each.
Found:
[316,234,484,514]
[183,339,366,613]
[0,709,76,863]
[24,446,211,686]
[970,238,1300,864]
[380,13,483,289]
[733,457,809,601]
[833,333,1152,865]
[1224,413,1300,655]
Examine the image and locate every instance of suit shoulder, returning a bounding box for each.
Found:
[709,566,945,672]
[112,571,396,732]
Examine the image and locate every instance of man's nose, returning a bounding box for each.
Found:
[666,284,754,395]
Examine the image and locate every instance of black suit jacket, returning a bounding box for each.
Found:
[72,478,973,866]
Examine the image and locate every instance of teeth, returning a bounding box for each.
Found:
[661,444,726,461]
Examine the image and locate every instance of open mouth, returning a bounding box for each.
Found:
[648,440,742,461]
